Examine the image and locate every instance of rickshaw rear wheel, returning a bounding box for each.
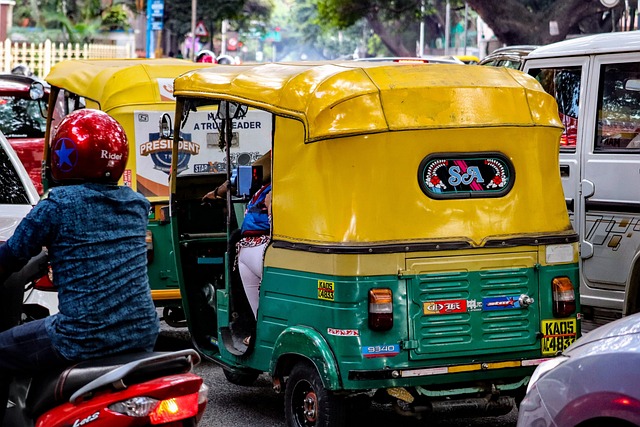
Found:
[285,361,346,427]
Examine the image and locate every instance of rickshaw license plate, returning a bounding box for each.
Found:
[541,319,577,356]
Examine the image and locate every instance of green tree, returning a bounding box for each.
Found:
[465,0,627,44]
[162,0,271,47]
[315,0,630,56]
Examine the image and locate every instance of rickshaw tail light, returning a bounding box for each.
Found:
[552,277,576,317]
[146,230,154,264]
[369,289,393,331]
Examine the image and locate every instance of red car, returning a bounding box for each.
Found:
[0,73,49,194]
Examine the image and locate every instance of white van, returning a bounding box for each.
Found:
[521,31,640,325]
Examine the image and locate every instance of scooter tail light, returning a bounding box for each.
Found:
[108,396,159,417]
[149,392,199,424]
[369,288,393,331]
[552,276,576,317]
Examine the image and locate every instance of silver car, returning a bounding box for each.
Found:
[517,313,640,427]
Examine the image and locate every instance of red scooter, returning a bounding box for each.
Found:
[1,253,209,427]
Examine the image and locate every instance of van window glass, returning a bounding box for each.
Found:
[595,62,640,152]
[530,67,582,152]
[0,145,29,204]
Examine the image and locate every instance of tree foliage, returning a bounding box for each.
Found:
[465,0,627,44]
[315,0,630,56]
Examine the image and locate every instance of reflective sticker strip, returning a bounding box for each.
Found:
[317,280,335,301]
[448,364,481,373]
[521,358,552,367]
[399,358,541,378]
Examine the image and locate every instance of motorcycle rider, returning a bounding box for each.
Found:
[0,109,160,420]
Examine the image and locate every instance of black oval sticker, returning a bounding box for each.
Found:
[418,153,514,199]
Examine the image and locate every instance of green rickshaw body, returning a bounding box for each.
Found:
[170,61,580,422]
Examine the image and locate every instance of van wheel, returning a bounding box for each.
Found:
[223,367,260,386]
[285,361,346,427]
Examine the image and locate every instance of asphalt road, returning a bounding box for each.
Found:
[157,322,518,427]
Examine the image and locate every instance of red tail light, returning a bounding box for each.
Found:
[369,288,393,331]
[34,266,55,291]
[149,393,198,424]
[552,277,576,317]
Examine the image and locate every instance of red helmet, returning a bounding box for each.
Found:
[51,109,128,184]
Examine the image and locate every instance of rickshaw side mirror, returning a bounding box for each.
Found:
[29,82,45,100]
[160,113,172,139]
[217,101,248,120]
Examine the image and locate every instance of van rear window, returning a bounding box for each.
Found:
[529,66,581,152]
[418,153,514,199]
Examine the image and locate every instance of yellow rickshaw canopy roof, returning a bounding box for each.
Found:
[173,61,562,142]
[45,58,213,112]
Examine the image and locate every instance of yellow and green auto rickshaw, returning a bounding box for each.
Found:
[41,58,272,324]
[169,61,580,425]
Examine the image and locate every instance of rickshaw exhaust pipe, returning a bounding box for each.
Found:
[393,396,515,419]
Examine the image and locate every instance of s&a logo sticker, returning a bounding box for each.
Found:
[317,280,334,301]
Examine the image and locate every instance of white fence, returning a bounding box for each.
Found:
[0,39,133,78]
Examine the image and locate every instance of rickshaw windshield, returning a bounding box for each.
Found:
[175,98,272,177]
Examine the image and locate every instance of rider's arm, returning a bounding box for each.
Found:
[1,198,58,281]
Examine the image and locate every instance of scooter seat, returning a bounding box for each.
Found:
[27,350,194,417]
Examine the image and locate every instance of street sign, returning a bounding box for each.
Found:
[194,21,208,37]
[151,0,164,17]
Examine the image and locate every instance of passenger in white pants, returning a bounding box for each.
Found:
[202,152,272,346]
[237,241,268,319]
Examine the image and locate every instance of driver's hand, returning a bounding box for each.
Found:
[202,180,230,202]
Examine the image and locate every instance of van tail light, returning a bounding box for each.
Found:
[552,277,576,317]
[369,288,393,331]
[146,230,154,264]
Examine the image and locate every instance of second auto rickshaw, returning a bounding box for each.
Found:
[41,59,272,324]
[170,61,580,425]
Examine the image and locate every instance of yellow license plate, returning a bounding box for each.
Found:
[541,318,577,356]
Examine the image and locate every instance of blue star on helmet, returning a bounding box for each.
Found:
[55,140,75,167]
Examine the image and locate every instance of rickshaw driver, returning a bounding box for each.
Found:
[202,150,272,346]
[0,109,160,422]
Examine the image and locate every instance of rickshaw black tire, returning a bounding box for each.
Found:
[222,367,260,386]
[285,361,346,427]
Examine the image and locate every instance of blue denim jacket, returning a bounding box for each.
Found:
[0,183,159,360]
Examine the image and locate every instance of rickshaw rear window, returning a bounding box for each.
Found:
[418,153,514,199]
